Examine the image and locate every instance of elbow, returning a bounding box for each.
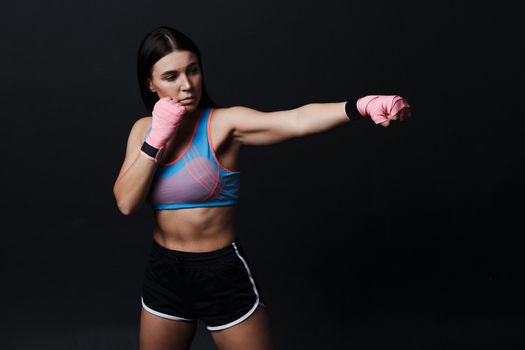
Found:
[115,198,141,216]
[113,185,137,216]
[114,195,133,216]
[116,202,134,216]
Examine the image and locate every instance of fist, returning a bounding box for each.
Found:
[146,97,187,148]
[357,95,412,127]
[152,96,186,126]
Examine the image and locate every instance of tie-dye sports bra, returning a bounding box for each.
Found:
[144,107,240,210]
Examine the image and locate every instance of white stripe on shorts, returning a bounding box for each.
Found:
[141,297,195,321]
[206,242,262,331]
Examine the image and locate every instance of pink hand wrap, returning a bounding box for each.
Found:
[356,95,412,124]
[145,97,186,149]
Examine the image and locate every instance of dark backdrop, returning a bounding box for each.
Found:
[2,0,523,348]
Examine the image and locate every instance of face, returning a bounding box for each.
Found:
[148,50,202,113]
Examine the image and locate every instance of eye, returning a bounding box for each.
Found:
[189,67,200,75]
[166,75,176,81]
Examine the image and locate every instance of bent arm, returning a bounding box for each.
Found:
[113,118,157,215]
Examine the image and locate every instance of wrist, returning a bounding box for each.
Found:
[344,99,364,121]
[140,141,165,163]
[144,133,165,149]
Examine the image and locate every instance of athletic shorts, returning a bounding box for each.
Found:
[141,237,266,331]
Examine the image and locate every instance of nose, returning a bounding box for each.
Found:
[180,74,192,91]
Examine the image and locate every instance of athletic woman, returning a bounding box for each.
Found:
[113,26,412,350]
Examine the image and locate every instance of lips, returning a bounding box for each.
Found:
[179,97,194,104]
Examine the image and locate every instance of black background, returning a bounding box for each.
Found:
[1,0,524,348]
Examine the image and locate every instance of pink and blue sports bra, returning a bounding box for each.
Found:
[144,107,240,210]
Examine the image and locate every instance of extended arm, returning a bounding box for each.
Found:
[227,95,411,146]
[295,102,350,138]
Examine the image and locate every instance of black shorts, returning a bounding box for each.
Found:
[141,238,266,331]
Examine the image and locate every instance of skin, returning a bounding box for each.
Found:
[115,49,411,350]
[140,50,272,349]
[147,50,202,127]
[145,50,242,253]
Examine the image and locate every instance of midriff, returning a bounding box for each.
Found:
[149,106,241,253]
[152,204,237,252]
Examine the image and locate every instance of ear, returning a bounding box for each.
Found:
[148,80,156,92]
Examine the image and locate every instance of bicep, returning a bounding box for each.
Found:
[228,106,300,146]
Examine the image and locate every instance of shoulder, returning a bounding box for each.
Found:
[133,115,152,132]
[209,105,261,128]
[212,105,258,117]
[208,106,257,146]
[210,105,262,127]
[134,115,152,129]
[127,116,152,143]
[210,105,299,146]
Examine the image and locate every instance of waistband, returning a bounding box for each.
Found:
[150,238,240,264]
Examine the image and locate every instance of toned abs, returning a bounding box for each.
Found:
[145,107,241,252]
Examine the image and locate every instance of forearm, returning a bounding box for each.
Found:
[113,154,158,215]
[295,102,351,137]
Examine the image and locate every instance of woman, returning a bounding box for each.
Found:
[113,26,411,350]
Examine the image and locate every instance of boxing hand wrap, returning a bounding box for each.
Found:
[354,95,412,125]
[145,97,186,148]
[140,97,186,163]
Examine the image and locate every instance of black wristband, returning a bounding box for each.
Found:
[344,99,362,121]
[140,141,160,158]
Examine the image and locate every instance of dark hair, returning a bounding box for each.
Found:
[137,26,220,114]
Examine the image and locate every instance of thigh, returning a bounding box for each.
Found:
[210,304,273,350]
[140,306,198,350]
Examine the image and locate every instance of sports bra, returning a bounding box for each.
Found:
[144,107,240,210]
